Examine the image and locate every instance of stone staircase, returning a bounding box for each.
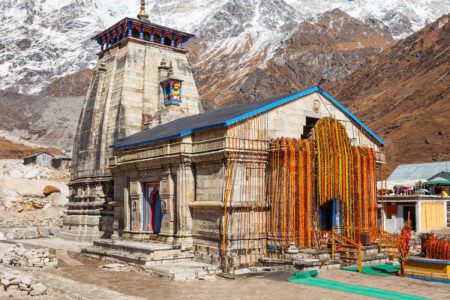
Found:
[82,239,221,281]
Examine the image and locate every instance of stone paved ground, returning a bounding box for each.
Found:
[319,270,450,300]
[2,239,450,300]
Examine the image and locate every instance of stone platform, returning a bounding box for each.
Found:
[143,261,222,281]
[82,239,194,266]
[82,239,222,281]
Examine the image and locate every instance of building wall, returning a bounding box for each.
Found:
[110,90,384,269]
[266,92,381,153]
[420,201,446,232]
[23,157,36,165]
[35,153,53,168]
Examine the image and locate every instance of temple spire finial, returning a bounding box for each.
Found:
[137,0,149,21]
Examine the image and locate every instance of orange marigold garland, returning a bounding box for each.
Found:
[268,117,378,250]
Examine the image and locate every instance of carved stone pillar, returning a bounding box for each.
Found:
[175,162,194,248]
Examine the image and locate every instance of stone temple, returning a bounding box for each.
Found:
[61,1,202,241]
[64,2,387,273]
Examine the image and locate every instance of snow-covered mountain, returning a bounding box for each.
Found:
[0,0,448,94]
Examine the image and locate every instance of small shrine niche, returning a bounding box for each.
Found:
[161,79,183,107]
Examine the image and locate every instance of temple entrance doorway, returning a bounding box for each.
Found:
[319,199,342,232]
[142,183,163,234]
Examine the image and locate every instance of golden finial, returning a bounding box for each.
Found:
[138,0,149,21]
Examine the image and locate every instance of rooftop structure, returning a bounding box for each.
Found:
[386,161,450,187]
[92,1,194,54]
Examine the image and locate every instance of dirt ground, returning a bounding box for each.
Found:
[44,254,368,300]
[2,240,449,300]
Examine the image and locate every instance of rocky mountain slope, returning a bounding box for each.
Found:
[0,90,83,153]
[1,0,448,95]
[326,13,450,170]
[214,9,394,106]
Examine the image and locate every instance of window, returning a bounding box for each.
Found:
[132,29,139,39]
[301,117,319,139]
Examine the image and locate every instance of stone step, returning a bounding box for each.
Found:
[143,261,222,281]
[92,239,182,256]
[82,244,194,266]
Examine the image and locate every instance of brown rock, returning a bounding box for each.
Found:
[43,186,60,197]
[32,201,44,209]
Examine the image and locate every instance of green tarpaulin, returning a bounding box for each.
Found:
[288,270,429,300]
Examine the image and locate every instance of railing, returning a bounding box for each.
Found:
[378,229,400,258]
[328,228,363,272]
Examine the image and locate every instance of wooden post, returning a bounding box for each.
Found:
[331,229,335,260]
[358,242,363,273]
[378,229,382,254]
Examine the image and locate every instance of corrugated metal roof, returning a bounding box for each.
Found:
[387,161,450,183]
[111,86,385,149]
[23,152,55,159]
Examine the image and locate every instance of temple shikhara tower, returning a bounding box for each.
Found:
[62,1,202,241]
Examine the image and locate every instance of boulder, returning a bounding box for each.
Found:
[43,203,52,211]
[9,169,23,178]
[0,188,19,197]
[43,185,60,197]
[20,276,32,286]
[32,200,44,209]
[1,278,11,288]
[3,272,16,281]
[23,228,38,239]
[30,283,48,296]
[48,227,60,237]
[6,231,16,240]
[23,169,40,179]
[46,192,68,206]
[1,197,14,209]
[100,263,127,272]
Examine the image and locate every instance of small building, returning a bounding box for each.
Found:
[427,172,450,195]
[382,161,450,191]
[379,195,448,233]
[51,156,72,170]
[379,161,450,233]
[23,152,55,168]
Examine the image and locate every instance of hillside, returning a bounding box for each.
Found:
[0,91,83,153]
[0,137,63,159]
[1,0,447,94]
[226,9,394,106]
[327,14,450,170]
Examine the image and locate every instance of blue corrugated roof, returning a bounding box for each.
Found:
[111,86,385,149]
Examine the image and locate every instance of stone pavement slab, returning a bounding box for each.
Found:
[318,269,450,299]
